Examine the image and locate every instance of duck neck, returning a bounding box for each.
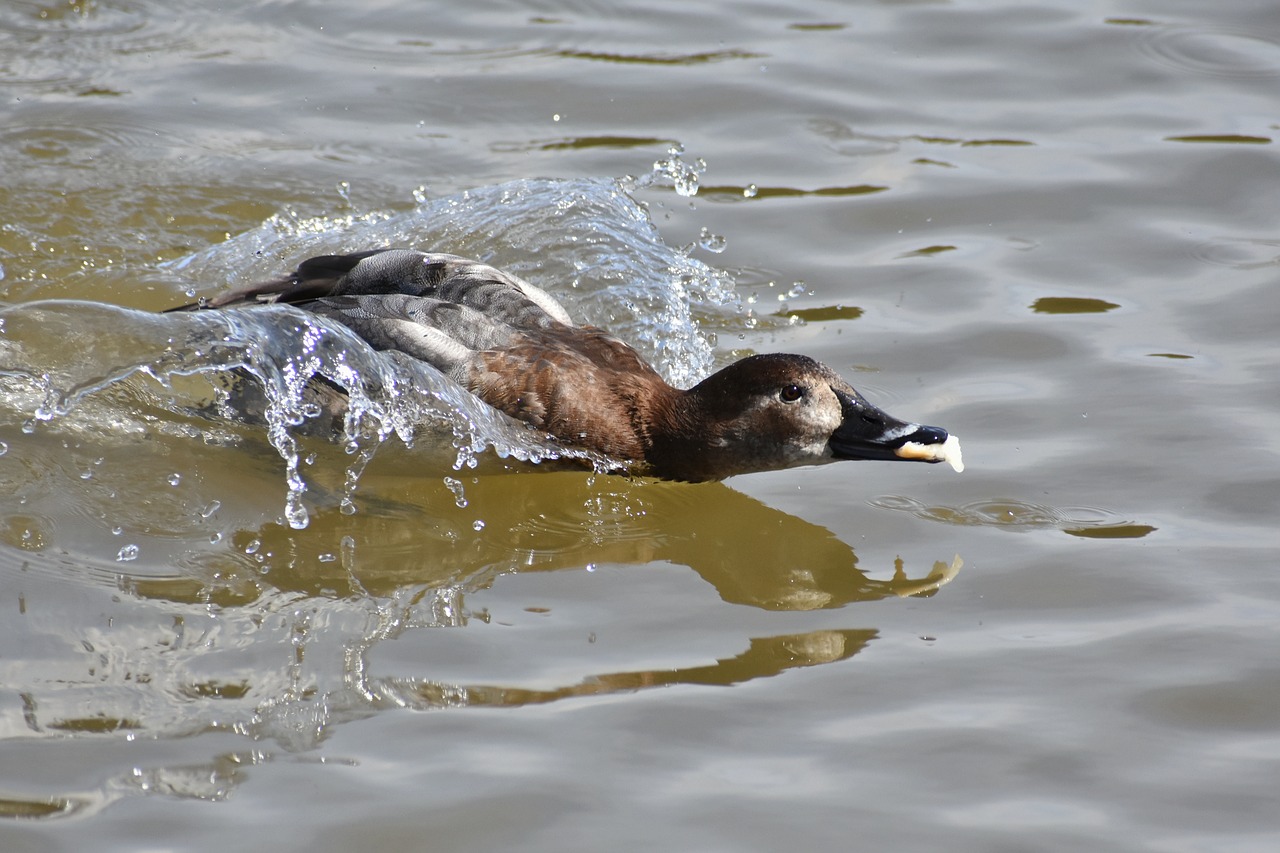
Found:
[637,382,731,482]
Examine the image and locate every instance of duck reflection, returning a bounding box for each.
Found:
[2,469,962,813]
[200,469,961,610]
[138,469,960,712]
[368,628,878,710]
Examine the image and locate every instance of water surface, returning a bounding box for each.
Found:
[3,1,1280,850]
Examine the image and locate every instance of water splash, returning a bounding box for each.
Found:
[642,143,707,198]
[2,177,741,527]
[697,227,727,253]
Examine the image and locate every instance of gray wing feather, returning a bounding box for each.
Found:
[342,251,575,329]
[310,293,519,376]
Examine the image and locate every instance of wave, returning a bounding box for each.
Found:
[1,176,739,528]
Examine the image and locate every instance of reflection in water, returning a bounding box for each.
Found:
[1029,296,1121,314]
[872,494,1156,538]
[552,48,765,66]
[372,629,877,709]
[2,633,883,817]
[776,304,863,323]
[697,183,888,199]
[0,464,961,817]
[217,472,963,609]
[492,135,676,153]
[0,172,963,819]
[0,752,252,823]
[1165,134,1272,145]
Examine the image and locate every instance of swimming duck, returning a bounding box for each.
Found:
[170,248,962,481]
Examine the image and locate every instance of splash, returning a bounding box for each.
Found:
[168,175,736,387]
[2,176,741,527]
[0,298,607,530]
[644,143,707,198]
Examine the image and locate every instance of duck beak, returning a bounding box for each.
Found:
[829,388,961,471]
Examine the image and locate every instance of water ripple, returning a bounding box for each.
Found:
[0,121,184,167]
[1186,236,1280,270]
[552,47,765,66]
[0,0,215,94]
[870,496,1157,538]
[1133,24,1280,79]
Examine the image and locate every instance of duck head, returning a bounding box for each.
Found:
[648,353,959,482]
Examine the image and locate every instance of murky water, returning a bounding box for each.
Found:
[3,1,1280,850]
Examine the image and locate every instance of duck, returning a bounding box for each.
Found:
[169,248,963,482]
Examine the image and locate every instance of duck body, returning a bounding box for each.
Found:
[172,249,961,481]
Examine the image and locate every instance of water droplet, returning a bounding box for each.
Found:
[200,500,221,519]
[0,441,7,456]
[650,146,704,197]
[743,183,758,198]
[285,495,309,530]
[472,520,486,531]
[697,227,727,253]
[443,477,468,508]
[167,473,181,486]
[116,544,139,562]
[245,539,261,555]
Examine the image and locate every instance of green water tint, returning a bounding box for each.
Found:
[1031,296,1122,314]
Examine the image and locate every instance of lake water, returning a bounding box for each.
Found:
[3,1,1280,850]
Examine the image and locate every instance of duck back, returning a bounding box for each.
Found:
[177,249,573,331]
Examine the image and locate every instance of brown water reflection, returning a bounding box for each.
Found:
[0,753,248,823]
[375,628,877,710]
[3,456,958,767]
[181,470,961,610]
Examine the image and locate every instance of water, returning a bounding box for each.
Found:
[3,1,1280,850]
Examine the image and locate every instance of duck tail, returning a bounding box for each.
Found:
[162,250,387,313]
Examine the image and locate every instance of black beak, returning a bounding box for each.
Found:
[828,388,949,462]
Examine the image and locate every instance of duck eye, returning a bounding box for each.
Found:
[779,384,804,403]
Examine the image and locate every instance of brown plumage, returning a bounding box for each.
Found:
[169,249,959,481]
